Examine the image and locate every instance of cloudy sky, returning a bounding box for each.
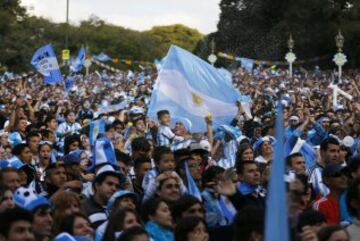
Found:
[20,0,221,34]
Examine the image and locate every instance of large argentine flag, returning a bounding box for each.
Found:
[148,45,241,132]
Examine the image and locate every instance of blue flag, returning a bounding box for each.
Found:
[89,119,106,146]
[31,44,62,85]
[148,45,241,132]
[265,103,289,241]
[70,46,86,73]
[93,53,111,62]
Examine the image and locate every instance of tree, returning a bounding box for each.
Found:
[215,0,360,67]
[147,24,203,54]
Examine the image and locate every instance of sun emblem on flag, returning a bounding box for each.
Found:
[192,92,203,106]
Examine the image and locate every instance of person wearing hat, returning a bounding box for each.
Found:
[285,115,300,139]
[313,163,348,225]
[82,164,122,229]
[13,186,53,241]
[95,190,138,241]
[307,114,330,146]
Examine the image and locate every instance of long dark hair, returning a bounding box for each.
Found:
[58,212,90,236]
[103,208,142,241]
[174,216,208,241]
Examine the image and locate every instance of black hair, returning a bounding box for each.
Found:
[346,178,360,217]
[285,152,303,167]
[105,123,115,132]
[117,226,149,241]
[141,197,167,223]
[297,210,326,232]
[236,160,257,174]
[112,119,124,127]
[261,123,274,137]
[201,166,225,187]
[64,134,81,155]
[64,110,75,118]
[153,146,173,164]
[93,170,122,191]
[317,225,348,241]
[131,137,151,153]
[347,155,360,176]
[58,212,90,236]
[26,131,41,143]
[320,137,340,152]
[44,115,57,125]
[157,110,170,120]
[175,216,207,241]
[104,208,142,241]
[134,156,152,170]
[171,194,203,222]
[236,143,254,163]
[0,207,34,237]
[115,150,132,166]
[233,206,264,241]
[40,129,54,140]
[11,143,29,156]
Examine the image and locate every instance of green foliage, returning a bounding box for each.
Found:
[146,24,203,53]
[0,3,203,72]
[215,0,360,67]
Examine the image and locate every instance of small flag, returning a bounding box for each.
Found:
[184,162,202,201]
[70,46,86,73]
[89,119,106,145]
[31,44,62,85]
[93,53,112,62]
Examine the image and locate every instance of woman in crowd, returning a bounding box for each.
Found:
[102,208,142,241]
[175,216,209,241]
[51,190,82,235]
[142,197,174,241]
[58,212,94,239]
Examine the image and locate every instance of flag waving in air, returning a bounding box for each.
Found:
[148,45,242,132]
[31,44,62,85]
[70,45,86,73]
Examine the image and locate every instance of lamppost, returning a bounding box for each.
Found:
[207,39,217,66]
[332,30,347,110]
[285,34,296,78]
[62,0,70,69]
[66,0,69,50]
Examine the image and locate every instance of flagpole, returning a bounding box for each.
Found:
[65,0,69,50]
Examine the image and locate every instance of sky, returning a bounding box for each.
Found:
[20,0,221,34]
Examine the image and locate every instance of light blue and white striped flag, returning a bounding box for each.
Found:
[93,53,111,62]
[31,44,62,85]
[70,46,86,73]
[148,45,241,132]
[184,162,202,201]
[89,119,106,146]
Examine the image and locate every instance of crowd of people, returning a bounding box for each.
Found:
[0,65,360,241]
